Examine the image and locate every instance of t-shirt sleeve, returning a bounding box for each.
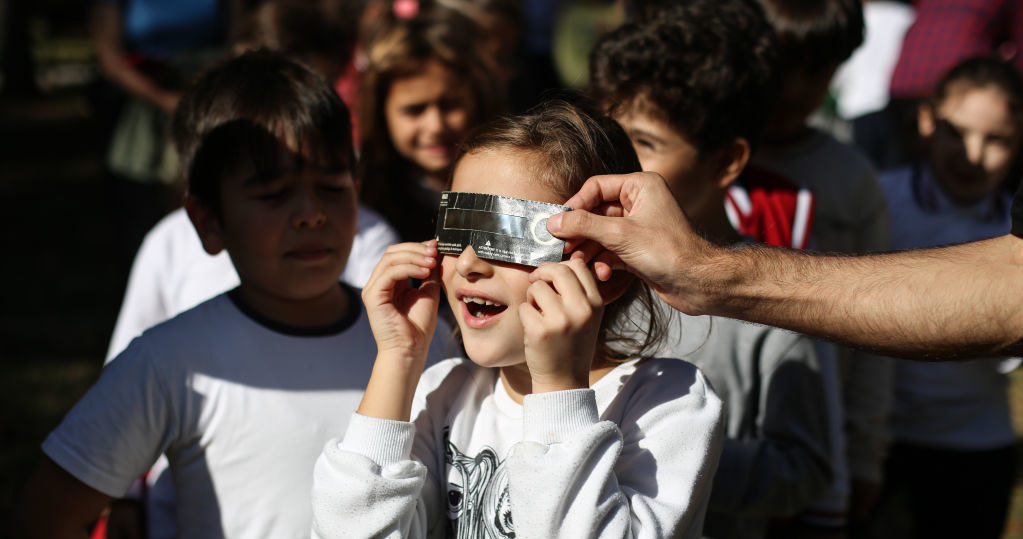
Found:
[42,339,177,498]
[1012,180,1023,236]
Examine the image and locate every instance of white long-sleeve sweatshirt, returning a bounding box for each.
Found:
[311,357,725,539]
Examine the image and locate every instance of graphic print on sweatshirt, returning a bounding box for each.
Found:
[444,430,515,538]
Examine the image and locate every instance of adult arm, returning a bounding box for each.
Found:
[549,172,1023,360]
[89,3,180,112]
[838,172,892,520]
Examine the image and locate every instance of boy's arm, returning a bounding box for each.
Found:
[506,363,725,539]
[11,456,113,539]
[89,3,180,112]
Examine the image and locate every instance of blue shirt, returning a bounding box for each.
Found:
[881,164,1016,450]
[96,0,223,58]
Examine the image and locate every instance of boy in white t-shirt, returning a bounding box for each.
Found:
[11,50,453,539]
[105,204,398,363]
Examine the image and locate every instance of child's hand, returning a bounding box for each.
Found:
[520,258,605,393]
[362,240,441,366]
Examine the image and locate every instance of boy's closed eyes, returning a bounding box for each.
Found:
[244,173,354,202]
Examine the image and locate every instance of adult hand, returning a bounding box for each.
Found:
[547,171,721,315]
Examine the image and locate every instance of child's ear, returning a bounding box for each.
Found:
[184,194,226,255]
[597,271,636,306]
[917,103,936,138]
[714,138,751,190]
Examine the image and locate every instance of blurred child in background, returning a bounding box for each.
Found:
[751,0,894,530]
[90,0,237,276]
[589,3,833,537]
[863,56,1023,539]
[438,0,523,91]
[357,2,503,241]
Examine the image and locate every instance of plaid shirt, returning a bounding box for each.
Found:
[890,0,1023,99]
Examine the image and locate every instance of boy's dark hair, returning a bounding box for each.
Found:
[455,99,667,361]
[931,56,1023,124]
[589,0,778,154]
[173,48,354,216]
[754,0,863,74]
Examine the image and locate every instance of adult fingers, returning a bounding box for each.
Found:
[561,173,632,212]
[544,206,630,248]
[561,204,625,253]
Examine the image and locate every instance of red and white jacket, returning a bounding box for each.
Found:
[725,163,815,249]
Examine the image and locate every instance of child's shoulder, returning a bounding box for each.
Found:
[599,357,717,405]
[109,293,242,373]
[595,357,724,436]
[137,292,239,342]
[127,290,328,362]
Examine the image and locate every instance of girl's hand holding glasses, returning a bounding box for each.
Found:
[521,258,605,394]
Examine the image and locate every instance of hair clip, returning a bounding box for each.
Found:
[393,0,419,19]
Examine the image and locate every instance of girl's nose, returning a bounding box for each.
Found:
[964,134,987,166]
[422,106,444,134]
[455,246,493,279]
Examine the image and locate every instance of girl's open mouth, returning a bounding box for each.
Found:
[460,295,507,328]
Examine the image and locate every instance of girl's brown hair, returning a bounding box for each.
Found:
[357,2,503,241]
[930,56,1023,123]
[455,98,669,361]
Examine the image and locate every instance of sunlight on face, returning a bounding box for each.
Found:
[613,99,723,223]
[440,149,561,368]
[923,84,1023,205]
